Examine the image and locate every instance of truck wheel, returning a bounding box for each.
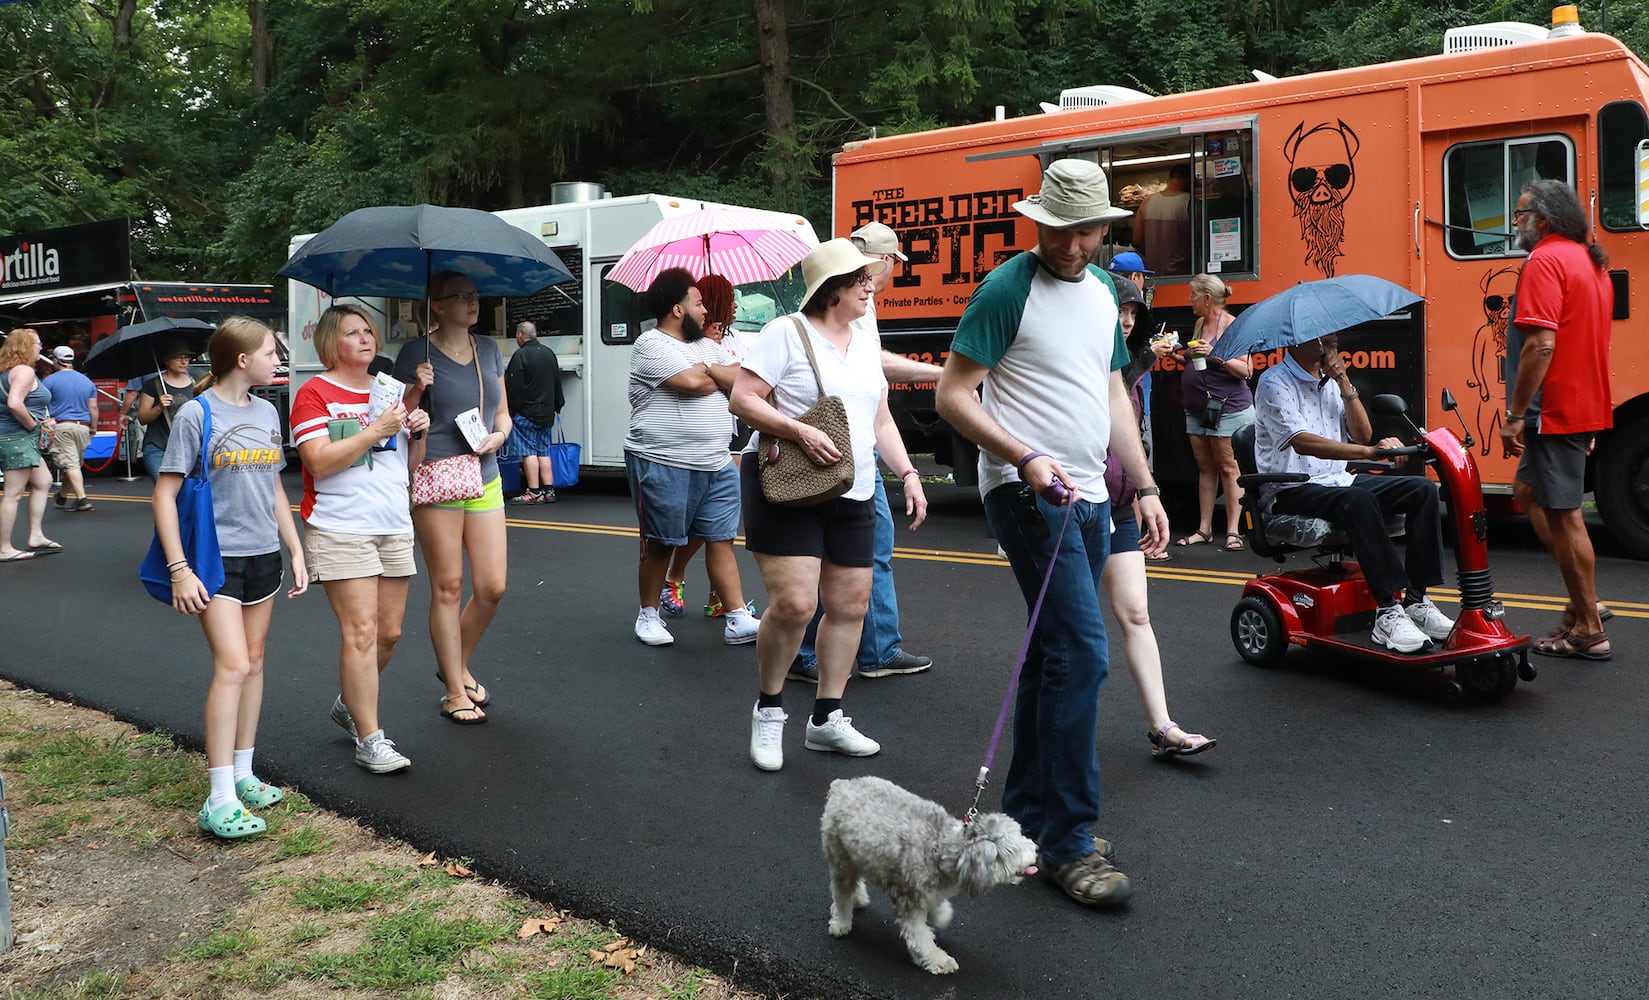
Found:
[1595,419,1649,560]
[1231,596,1287,667]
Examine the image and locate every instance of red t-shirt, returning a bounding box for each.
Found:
[290,374,412,533]
[1512,234,1614,434]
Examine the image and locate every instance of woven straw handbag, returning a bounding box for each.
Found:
[759,317,854,507]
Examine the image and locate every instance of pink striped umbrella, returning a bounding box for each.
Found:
[606,207,816,291]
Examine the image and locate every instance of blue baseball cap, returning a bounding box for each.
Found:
[1106,251,1153,275]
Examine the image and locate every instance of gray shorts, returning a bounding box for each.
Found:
[1516,430,1590,510]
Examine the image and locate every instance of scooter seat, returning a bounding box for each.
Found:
[1262,512,1406,549]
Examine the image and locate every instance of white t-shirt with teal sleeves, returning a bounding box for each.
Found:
[950,252,1129,501]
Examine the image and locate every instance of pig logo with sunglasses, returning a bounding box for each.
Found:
[1284,120,1360,278]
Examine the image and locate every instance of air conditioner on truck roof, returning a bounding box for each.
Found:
[1442,21,1549,54]
[1039,84,1153,114]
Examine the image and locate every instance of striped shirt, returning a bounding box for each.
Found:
[624,330,735,472]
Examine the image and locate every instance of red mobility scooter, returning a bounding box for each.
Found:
[1228,389,1533,701]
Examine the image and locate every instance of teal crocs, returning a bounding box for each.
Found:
[234,775,284,809]
[197,799,267,839]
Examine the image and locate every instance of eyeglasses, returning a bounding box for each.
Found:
[853,271,875,287]
[437,291,480,303]
[1511,209,1533,221]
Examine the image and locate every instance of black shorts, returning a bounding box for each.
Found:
[1516,430,1590,510]
[217,551,285,606]
[739,459,875,567]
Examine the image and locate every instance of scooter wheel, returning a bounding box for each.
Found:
[1231,596,1287,667]
[1457,653,1518,701]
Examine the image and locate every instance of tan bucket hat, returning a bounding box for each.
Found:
[801,238,888,305]
[849,221,909,262]
[1013,159,1133,228]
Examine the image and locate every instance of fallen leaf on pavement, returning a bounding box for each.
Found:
[416,851,438,868]
[517,917,562,939]
[444,861,474,878]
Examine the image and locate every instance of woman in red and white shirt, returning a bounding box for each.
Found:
[292,305,430,774]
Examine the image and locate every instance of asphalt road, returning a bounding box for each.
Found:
[2,472,1645,999]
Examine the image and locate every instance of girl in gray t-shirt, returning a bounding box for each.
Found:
[151,317,309,842]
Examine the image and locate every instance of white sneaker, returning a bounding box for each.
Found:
[724,607,761,645]
[635,607,674,646]
[805,709,881,757]
[330,694,357,739]
[1372,604,1431,654]
[355,730,411,773]
[1406,598,1455,642]
[750,703,787,771]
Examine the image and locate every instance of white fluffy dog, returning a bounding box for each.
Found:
[820,776,1037,975]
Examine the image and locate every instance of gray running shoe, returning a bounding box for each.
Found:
[355,731,410,773]
[330,694,357,739]
[857,650,933,678]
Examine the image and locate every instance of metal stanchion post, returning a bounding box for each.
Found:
[117,415,141,482]
[1,770,13,952]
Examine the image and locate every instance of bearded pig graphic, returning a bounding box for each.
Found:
[1285,121,1360,278]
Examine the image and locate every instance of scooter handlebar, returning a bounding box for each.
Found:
[1372,444,1424,459]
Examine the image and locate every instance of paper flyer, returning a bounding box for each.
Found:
[455,407,488,452]
[368,371,405,423]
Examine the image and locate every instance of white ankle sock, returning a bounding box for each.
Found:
[232,747,255,782]
[207,766,237,810]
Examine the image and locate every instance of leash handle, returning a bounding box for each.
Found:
[972,500,1076,810]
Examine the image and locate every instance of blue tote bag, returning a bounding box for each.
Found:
[139,398,226,604]
[550,416,580,488]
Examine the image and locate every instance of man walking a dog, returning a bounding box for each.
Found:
[937,159,1167,908]
[1502,179,1614,660]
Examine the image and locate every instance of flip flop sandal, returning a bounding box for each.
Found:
[436,670,491,707]
[1148,721,1217,758]
[1532,630,1612,661]
[235,775,284,809]
[1145,550,1173,562]
[198,800,267,839]
[1174,529,1213,547]
[0,551,35,563]
[27,541,63,555]
[440,695,488,725]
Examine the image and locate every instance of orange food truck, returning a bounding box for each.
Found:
[833,10,1649,558]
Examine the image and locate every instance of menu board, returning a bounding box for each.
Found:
[504,245,583,337]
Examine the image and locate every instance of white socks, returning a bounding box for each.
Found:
[232,747,255,782]
[207,765,237,810]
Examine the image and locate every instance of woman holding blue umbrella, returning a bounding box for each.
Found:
[395,270,511,724]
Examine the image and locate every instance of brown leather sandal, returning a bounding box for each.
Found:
[1532,630,1611,661]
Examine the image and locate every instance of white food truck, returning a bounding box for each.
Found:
[286,187,819,474]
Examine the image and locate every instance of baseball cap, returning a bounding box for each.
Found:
[848,221,909,262]
[1107,251,1154,276]
[51,345,75,363]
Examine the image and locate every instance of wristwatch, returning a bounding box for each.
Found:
[1137,485,1162,498]
[1505,409,1525,422]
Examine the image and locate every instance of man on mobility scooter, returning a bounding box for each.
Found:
[1251,334,1454,654]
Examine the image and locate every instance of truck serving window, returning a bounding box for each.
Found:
[1599,101,1649,232]
[1045,125,1255,281]
[1443,135,1574,257]
[599,262,648,345]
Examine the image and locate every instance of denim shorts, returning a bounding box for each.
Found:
[1185,405,1256,438]
[511,417,553,458]
[626,453,740,546]
[217,551,285,606]
[1109,507,1140,555]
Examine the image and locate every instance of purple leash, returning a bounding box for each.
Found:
[964,498,1076,823]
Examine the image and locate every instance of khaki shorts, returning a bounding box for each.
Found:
[46,422,92,469]
[305,525,417,582]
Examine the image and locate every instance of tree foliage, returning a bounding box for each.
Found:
[1,0,1641,281]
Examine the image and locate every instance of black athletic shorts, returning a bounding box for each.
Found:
[739,459,874,567]
[217,551,285,605]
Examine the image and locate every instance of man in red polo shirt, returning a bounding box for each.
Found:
[1502,179,1614,660]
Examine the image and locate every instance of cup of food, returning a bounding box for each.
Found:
[1188,339,1208,371]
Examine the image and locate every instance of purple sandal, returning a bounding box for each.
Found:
[1149,721,1216,758]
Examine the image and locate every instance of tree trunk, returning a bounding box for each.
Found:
[92,0,138,108]
[249,0,274,96]
[750,0,795,191]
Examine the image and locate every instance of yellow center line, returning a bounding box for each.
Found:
[77,492,1646,619]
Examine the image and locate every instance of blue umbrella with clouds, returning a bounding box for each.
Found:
[277,204,574,300]
[1213,274,1423,360]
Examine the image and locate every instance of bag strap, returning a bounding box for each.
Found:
[787,315,828,402]
[191,396,212,481]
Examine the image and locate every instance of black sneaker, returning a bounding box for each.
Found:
[540,488,557,503]
[857,650,933,678]
[69,498,93,512]
[53,490,66,509]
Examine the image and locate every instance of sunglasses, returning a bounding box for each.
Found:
[1290,164,1352,193]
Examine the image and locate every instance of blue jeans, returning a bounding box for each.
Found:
[799,473,903,668]
[982,484,1112,867]
[142,442,166,480]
